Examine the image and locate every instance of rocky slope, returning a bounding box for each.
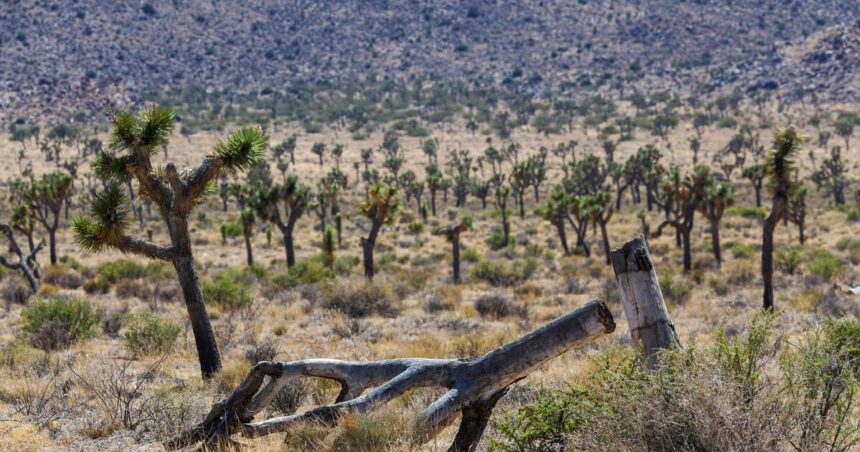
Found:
[0,0,858,121]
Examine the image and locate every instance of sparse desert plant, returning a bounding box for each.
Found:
[72,107,265,378]
[471,258,538,287]
[658,270,691,304]
[774,246,803,275]
[806,249,844,282]
[22,296,99,350]
[321,276,400,318]
[124,309,181,355]
[202,268,254,311]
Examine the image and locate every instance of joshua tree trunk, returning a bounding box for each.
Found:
[762,196,784,311]
[281,223,296,268]
[556,220,570,255]
[172,251,222,378]
[0,224,44,292]
[47,227,57,264]
[430,189,437,216]
[710,220,722,266]
[500,208,510,244]
[517,192,525,218]
[681,229,692,273]
[599,221,611,265]
[451,234,462,283]
[244,231,254,267]
[362,218,381,279]
[166,299,615,451]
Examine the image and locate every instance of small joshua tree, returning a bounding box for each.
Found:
[582,191,614,264]
[240,207,256,267]
[743,163,766,207]
[311,142,326,167]
[73,107,265,378]
[787,183,808,244]
[652,165,710,273]
[322,225,336,270]
[810,146,848,206]
[698,179,733,266]
[26,172,73,264]
[437,216,474,283]
[762,127,803,311]
[539,187,572,255]
[359,184,400,279]
[252,175,313,268]
[494,185,511,245]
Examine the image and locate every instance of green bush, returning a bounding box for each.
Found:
[487,231,514,251]
[203,268,254,310]
[22,297,99,350]
[96,259,147,283]
[807,250,844,282]
[406,221,424,235]
[846,207,860,222]
[730,243,756,259]
[775,246,803,274]
[491,313,860,451]
[321,277,400,318]
[471,258,537,287]
[461,247,481,263]
[124,309,181,355]
[725,206,766,219]
[659,270,691,304]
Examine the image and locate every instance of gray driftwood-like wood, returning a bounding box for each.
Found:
[0,223,44,292]
[165,299,615,450]
[610,236,680,367]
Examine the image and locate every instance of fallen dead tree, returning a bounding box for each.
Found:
[166,299,615,450]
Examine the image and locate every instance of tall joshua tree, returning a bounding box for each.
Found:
[762,127,803,311]
[311,142,326,167]
[26,172,73,264]
[252,175,313,268]
[73,107,266,378]
[698,179,733,266]
[437,216,473,283]
[652,165,709,273]
[540,187,571,255]
[787,184,808,244]
[582,191,614,264]
[359,184,400,279]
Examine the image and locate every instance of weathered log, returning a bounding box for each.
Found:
[0,223,44,292]
[166,299,615,450]
[610,236,680,367]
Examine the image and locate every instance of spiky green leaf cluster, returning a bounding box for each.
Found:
[110,107,175,154]
[766,127,803,196]
[73,183,130,252]
[213,126,267,175]
[91,153,134,181]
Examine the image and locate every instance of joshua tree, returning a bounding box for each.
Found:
[787,184,808,244]
[437,216,474,283]
[73,107,266,378]
[0,223,44,292]
[311,142,326,167]
[426,171,441,216]
[698,179,733,266]
[688,137,701,164]
[834,115,854,153]
[235,207,255,266]
[252,176,313,267]
[810,146,848,205]
[528,149,548,202]
[652,165,709,273]
[540,188,572,255]
[494,185,511,245]
[332,144,344,169]
[26,172,73,264]
[742,164,766,208]
[359,184,400,279]
[422,138,438,164]
[510,160,530,218]
[762,127,803,311]
[471,179,491,209]
[582,191,614,264]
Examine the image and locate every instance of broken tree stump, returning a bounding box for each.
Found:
[609,236,680,367]
[166,299,615,450]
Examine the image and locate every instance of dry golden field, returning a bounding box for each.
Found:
[0,103,857,451]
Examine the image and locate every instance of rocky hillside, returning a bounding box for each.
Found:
[0,0,858,121]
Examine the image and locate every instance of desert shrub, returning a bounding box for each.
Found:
[708,275,730,296]
[1,279,32,308]
[203,268,254,310]
[42,264,84,289]
[806,249,844,282]
[330,410,406,451]
[244,338,279,363]
[422,292,453,313]
[115,279,153,299]
[730,243,756,259]
[124,309,181,355]
[775,246,803,274]
[101,307,126,337]
[406,221,424,235]
[487,231,514,250]
[725,259,757,285]
[96,259,148,283]
[725,206,766,219]
[83,277,111,294]
[471,258,537,287]
[22,297,99,350]
[474,292,527,320]
[271,379,308,416]
[835,238,860,264]
[461,247,481,262]
[321,277,400,318]
[846,207,860,222]
[491,313,860,451]
[658,270,691,304]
